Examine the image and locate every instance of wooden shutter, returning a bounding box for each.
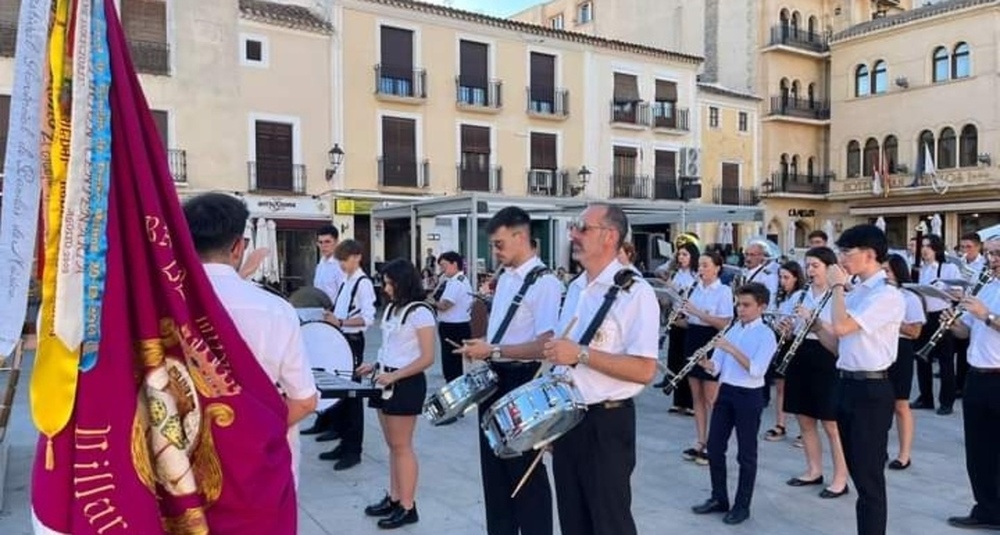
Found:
[655,150,676,178]
[530,52,555,101]
[151,109,169,149]
[121,0,167,42]
[459,40,488,87]
[380,26,413,78]
[530,133,557,169]
[613,146,637,176]
[382,117,417,161]
[613,73,639,102]
[655,80,677,101]
[461,125,490,154]
[255,121,293,190]
[722,162,740,189]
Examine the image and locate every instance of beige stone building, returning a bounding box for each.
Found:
[827,0,1000,248]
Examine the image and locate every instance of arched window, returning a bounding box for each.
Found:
[953,42,970,78]
[872,60,888,94]
[807,157,815,179]
[780,78,790,108]
[808,83,816,108]
[780,9,790,38]
[791,80,801,101]
[938,127,957,169]
[780,153,790,179]
[883,135,898,173]
[855,65,870,97]
[863,138,879,177]
[847,141,861,177]
[791,155,799,176]
[919,130,936,171]
[791,11,801,37]
[933,46,949,82]
[959,124,978,167]
[808,16,817,40]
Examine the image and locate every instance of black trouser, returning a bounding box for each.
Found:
[437,321,471,383]
[955,337,970,394]
[915,311,956,408]
[962,369,1000,524]
[666,327,692,409]
[708,384,764,511]
[553,400,636,535]
[478,362,552,535]
[835,376,895,535]
[333,332,366,455]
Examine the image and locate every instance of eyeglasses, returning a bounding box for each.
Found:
[568,219,613,234]
[987,250,1000,258]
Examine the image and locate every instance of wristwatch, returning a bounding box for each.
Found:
[490,345,502,360]
[986,312,997,326]
[577,346,591,366]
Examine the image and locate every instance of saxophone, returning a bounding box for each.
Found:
[662,319,738,395]
[775,287,834,375]
[915,264,994,362]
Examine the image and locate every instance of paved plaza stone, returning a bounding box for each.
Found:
[0,330,973,534]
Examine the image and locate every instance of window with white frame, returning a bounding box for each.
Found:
[550,14,564,30]
[709,106,720,128]
[577,2,593,24]
[240,34,268,67]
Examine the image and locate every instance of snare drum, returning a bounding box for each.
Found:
[481,374,587,459]
[301,321,353,411]
[423,365,498,426]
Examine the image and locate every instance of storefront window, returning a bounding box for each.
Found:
[960,212,1000,239]
[876,216,908,249]
[276,229,319,295]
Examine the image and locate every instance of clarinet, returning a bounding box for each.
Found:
[662,319,738,395]
[915,264,994,362]
[775,287,834,376]
[664,284,695,330]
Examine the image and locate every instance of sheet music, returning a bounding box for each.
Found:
[902,284,958,302]
[296,307,326,322]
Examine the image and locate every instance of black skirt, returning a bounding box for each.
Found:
[783,338,837,421]
[888,338,915,401]
[368,369,427,416]
[684,324,719,382]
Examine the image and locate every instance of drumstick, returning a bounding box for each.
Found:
[534,317,579,380]
[445,338,463,349]
[511,448,547,499]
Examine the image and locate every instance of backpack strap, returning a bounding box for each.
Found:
[489,265,551,345]
[577,269,639,346]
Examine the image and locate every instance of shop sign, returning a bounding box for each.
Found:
[241,193,327,219]
[335,198,375,215]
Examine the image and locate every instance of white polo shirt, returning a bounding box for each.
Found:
[837,271,905,372]
[333,269,377,334]
[687,279,734,327]
[556,259,660,404]
[710,317,778,389]
[204,263,317,486]
[961,281,1000,367]
[437,271,473,324]
[671,269,697,290]
[314,255,344,303]
[792,287,833,341]
[487,256,562,360]
[900,289,927,340]
[378,303,436,369]
[918,261,962,312]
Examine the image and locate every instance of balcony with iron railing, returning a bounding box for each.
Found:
[652,175,684,200]
[652,105,690,132]
[764,172,834,195]
[375,65,427,100]
[378,157,430,189]
[456,78,503,110]
[247,161,306,194]
[457,163,502,193]
[526,87,570,118]
[769,96,831,121]
[610,174,651,199]
[168,149,187,183]
[768,25,829,54]
[526,169,572,197]
[712,186,760,206]
[610,101,651,127]
[129,39,171,75]
[0,20,15,57]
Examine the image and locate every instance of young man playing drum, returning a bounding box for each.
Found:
[543,203,659,535]
[453,206,563,535]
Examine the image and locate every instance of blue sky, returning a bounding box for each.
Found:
[422,0,542,17]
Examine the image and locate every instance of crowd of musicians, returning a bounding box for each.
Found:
[182,191,1000,535]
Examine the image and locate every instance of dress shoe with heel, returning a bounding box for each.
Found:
[319,446,344,461]
[377,504,418,529]
[334,455,361,471]
[723,508,750,525]
[947,515,1000,530]
[937,405,954,415]
[692,498,729,515]
[364,494,400,517]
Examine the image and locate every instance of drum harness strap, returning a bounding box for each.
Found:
[334,274,373,318]
[488,265,552,346]
[574,269,639,347]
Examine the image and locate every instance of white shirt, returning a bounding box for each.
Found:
[710,317,778,389]
[671,269,697,290]
[487,256,562,360]
[314,255,344,303]
[744,262,779,307]
[556,259,660,404]
[961,281,1000,367]
[377,303,436,369]
[437,271,473,323]
[963,254,987,281]
[837,271,905,372]
[918,261,962,312]
[687,279,734,327]
[900,289,927,340]
[204,263,317,485]
[333,269,377,334]
[794,287,833,341]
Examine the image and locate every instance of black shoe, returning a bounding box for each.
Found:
[334,455,362,471]
[819,485,850,499]
[723,508,750,525]
[888,459,911,470]
[377,504,419,529]
[316,430,341,442]
[319,446,344,461]
[937,405,954,415]
[947,515,1000,530]
[300,423,326,435]
[786,475,824,487]
[910,401,934,410]
[692,498,729,515]
[365,494,400,517]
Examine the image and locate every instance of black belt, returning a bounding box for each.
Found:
[970,366,1000,375]
[343,332,364,339]
[587,398,634,411]
[489,360,537,371]
[837,370,889,380]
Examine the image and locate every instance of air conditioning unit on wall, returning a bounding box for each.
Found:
[681,147,701,178]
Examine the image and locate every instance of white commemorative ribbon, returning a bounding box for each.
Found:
[0,0,54,356]
[53,0,94,350]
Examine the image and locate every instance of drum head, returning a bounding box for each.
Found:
[301,321,353,375]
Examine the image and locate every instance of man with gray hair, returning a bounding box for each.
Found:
[543,202,660,535]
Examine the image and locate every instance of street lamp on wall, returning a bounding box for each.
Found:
[573,165,591,196]
[325,143,345,181]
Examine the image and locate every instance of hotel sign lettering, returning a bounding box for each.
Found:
[837,169,994,194]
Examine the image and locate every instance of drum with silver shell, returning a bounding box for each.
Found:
[423,365,499,426]
[481,373,587,459]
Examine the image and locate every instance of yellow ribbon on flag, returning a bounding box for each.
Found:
[31,0,79,470]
